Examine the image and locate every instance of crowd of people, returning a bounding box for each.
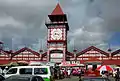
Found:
[53,66,85,79]
[53,65,120,81]
[1,65,120,81]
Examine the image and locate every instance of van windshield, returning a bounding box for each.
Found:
[34,68,48,74]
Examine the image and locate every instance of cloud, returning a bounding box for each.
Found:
[0,0,56,50]
[0,16,23,27]
[0,0,120,52]
[66,0,120,51]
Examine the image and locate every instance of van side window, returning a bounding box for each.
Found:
[6,68,17,74]
[34,68,48,74]
[19,68,32,74]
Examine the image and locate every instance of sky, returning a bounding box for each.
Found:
[0,0,120,52]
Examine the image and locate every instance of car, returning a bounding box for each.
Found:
[80,77,110,81]
[4,75,44,81]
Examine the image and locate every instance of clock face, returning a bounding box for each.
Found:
[51,29,62,40]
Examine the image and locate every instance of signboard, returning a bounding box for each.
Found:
[50,59,63,63]
[66,61,80,64]
[50,50,63,53]
[50,54,63,58]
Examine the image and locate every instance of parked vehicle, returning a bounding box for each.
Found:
[4,66,55,81]
[4,75,44,81]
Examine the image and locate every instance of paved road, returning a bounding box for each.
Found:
[56,76,80,81]
[56,76,115,81]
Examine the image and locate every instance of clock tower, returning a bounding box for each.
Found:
[45,3,69,63]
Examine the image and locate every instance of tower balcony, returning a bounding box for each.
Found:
[45,21,68,25]
[47,40,66,43]
[45,21,69,30]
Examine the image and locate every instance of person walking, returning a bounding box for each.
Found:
[67,68,71,78]
[115,68,120,81]
[64,69,68,78]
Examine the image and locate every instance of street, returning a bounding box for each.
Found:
[56,76,80,81]
[56,76,115,81]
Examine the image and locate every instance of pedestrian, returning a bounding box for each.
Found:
[64,69,68,78]
[54,68,58,79]
[67,68,71,78]
[115,68,120,81]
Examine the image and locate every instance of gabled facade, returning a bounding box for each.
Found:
[11,47,41,62]
[76,46,109,64]
[41,52,47,61]
[0,49,11,64]
[111,49,120,60]
[66,51,75,61]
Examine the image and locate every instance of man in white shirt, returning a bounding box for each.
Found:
[67,68,71,78]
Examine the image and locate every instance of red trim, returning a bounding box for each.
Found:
[1,49,11,56]
[12,47,40,57]
[77,56,108,58]
[66,51,74,57]
[111,49,120,56]
[41,52,47,58]
[0,60,10,65]
[76,46,109,57]
[47,40,66,42]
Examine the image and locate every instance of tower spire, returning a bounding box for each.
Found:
[51,3,64,15]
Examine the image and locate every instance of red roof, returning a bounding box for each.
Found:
[111,49,120,56]
[41,52,47,58]
[12,47,40,57]
[0,60,10,65]
[0,49,11,57]
[51,3,64,15]
[66,51,74,57]
[76,46,109,57]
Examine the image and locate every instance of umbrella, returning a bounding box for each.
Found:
[96,65,113,71]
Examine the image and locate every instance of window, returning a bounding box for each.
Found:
[6,68,17,74]
[19,68,32,74]
[50,50,63,53]
[34,68,48,74]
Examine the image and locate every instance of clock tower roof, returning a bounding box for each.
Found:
[51,3,64,15]
[46,3,69,31]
